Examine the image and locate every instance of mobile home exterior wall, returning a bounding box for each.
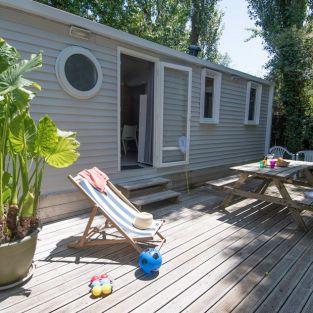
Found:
[0,1,274,220]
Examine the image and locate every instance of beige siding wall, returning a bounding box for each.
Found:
[0,7,270,200]
[188,68,269,171]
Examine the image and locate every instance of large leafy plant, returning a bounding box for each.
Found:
[0,38,80,243]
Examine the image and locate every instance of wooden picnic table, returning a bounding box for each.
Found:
[215,161,313,231]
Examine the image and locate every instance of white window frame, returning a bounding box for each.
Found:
[199,68,222,124]
[155,62,192,168]
[244,81,262,125]
[55,46,103,99]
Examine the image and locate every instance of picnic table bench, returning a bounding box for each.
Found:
[206,161,313,231]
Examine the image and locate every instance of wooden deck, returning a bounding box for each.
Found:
[1,186,313,313]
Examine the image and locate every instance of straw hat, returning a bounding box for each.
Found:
[133,212,153,230]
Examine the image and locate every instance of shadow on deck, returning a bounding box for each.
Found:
[0,186,312,313]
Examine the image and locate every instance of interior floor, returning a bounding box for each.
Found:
[121,152,145,170]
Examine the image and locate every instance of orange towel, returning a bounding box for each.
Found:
[79,167,109,193]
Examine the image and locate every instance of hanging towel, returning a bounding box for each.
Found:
[78,167,109,193]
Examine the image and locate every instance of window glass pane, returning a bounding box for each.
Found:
[65,54,98,91]
[204,77,214,118]
[248,87,257,121]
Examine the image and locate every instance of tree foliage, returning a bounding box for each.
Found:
[189,0,229,63]
[36,0,229,65]
[247,0,313,152]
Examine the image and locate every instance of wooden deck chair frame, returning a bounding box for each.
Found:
[67,175,166,253]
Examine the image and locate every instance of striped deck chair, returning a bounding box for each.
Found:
[68,174,166,253]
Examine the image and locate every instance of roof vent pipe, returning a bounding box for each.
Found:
[188,45,201,57]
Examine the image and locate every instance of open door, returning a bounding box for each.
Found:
[119,51,156,170]
[156,62,192,167]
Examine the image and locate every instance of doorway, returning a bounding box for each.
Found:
[120,53,155,170]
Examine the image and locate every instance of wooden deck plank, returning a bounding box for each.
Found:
[35,215,105,252]
[156,217,293,313]
[14,208,214,292]
[0,192,216,303]
[34,190,218,262]
[0,184,312,313]
[32,193,249,277]
[39,212,91,235]
[30,191,220,280]
[33,202,277,313]
[24,202,270,313]
[77,206,289,313]
[50,201,265,313]
[0,194,253,311]
[204,230,313,313]
[186,228,305,313]
[232,231,313,313]
[100,206,287,313]
[278,260,313,313]
[254,243,313,313]
[301,291,313,313]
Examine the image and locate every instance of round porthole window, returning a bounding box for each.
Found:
[56,46,103,99]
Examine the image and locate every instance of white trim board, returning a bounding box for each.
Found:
[244,81,262,125]
[0,0,274,86]
[199,68,222,124]
[157,62,192,168]
[264,85,275,154]
[55,46,103,99]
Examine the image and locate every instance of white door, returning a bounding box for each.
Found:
[156,62,192,167]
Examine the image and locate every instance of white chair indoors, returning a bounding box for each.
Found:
[121,125,138,155]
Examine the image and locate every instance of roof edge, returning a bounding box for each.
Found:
[0,0,274,86]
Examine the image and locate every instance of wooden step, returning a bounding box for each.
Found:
[117,177,170,197]
[117,177,170,191]
[131,190,180,209]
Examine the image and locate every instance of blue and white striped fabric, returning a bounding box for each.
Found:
[79,178,162,238]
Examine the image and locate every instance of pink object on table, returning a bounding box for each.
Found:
[270,160,276,169]
[79,167,109,193]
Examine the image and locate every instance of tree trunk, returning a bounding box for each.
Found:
[189,0,202,45]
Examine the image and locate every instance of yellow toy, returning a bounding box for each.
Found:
[89,273,113,298]
[102,284,112,295]
[92,285,102,297]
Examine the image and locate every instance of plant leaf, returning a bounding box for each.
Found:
[11,87,35,111]
[2,171,12,187]
[9,113,36,154]
[2,187,11,204]
[57,129,76,138]
[20,190,34,217]
[45,136,80,168]
[0,53,42,95]
[35,115,58,157]
[2,171,12,205]
[0,38,20,74]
